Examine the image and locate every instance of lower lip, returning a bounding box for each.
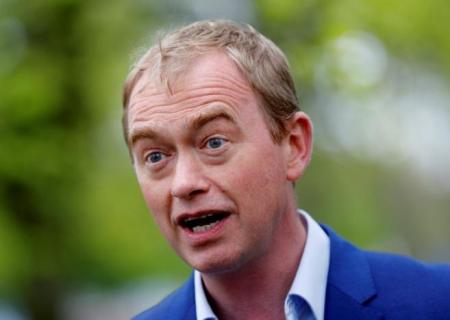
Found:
[181,215,230,245]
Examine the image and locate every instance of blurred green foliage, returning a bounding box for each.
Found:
[1,0,449,318]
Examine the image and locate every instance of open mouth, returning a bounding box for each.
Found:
[180,211,229,233]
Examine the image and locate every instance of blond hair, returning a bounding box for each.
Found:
[122,20,300,143]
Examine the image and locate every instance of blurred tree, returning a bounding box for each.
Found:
[0,1,92,318]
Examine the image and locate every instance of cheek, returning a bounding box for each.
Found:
[215,147,286,202]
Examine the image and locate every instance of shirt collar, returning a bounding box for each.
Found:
[194,210,330,320]
[285,209,330,320]
[194,270,218,320]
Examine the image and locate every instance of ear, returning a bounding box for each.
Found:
[284,112,313,182]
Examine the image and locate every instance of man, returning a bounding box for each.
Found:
[122,20,450,320]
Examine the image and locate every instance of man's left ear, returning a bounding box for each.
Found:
[284,112,313,182]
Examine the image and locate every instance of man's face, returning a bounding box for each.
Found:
[127,51,297,273]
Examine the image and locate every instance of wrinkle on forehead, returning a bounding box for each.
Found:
[131,83,248,112]
[129,78,254,125]
[131,99,233,126]
[131,86,249,119]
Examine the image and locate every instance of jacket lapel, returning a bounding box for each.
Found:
[166,274,196,320]
[322,225,385,320]
[180,275,196,320]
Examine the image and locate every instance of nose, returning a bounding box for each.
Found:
[171,152,210,199]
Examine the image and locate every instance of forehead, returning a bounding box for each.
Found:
[127,51,260,136]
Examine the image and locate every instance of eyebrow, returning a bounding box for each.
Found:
[130,128,158,146]
[191,110,237,131]
[129,109,238,146]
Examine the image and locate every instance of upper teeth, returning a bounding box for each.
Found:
[184,213,216,223]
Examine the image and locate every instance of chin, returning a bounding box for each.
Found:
[185,250,245,275]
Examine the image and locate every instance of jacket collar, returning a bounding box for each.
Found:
[177,275,196,320]
[322,225,385,320]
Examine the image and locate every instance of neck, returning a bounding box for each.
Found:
[201,206,307,320]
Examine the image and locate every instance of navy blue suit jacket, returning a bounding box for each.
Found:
[133,226,450,319]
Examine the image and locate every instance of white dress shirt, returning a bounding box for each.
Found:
[194,210,330,320]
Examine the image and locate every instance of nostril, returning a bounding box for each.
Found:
[172,185,208,200]
[171,176,210,199]
[187,189,206,198]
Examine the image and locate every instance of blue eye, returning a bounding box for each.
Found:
[146,151,164,163]
[207,137,225,149]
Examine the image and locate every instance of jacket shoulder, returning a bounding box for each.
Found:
[132,275,195,320]
[323,224,450,319]
[366,249,450,290]
[365,250,450,317]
